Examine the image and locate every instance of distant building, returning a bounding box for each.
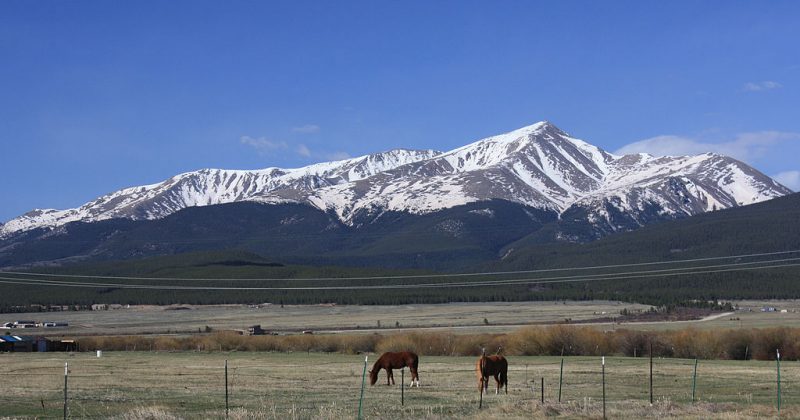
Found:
[0,335,77,352]
[0,335,35,352]
[247,325,266,335]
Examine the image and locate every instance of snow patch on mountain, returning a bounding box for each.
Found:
[1,121,792,238]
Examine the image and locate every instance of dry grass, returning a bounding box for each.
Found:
[73,325,800,363]
[6,300,651,337]
[1,352,798,419]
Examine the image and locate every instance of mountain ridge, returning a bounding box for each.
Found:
[1,121,791,238]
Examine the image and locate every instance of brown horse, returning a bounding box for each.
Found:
[369,351,420,387]
[476,353,508,395]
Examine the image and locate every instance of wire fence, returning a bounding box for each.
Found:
[1,352,796,418]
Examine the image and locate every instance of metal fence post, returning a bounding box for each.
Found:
[602,356,606,420]
[225,359,229,418]
[358,356,368,420]
[691,359,698,403]
[649,341,653,405]
[63,362,68,420]
[479,348,485,409]
[777,349,782,412]
[401,368,404,406]
[558,358,564,402]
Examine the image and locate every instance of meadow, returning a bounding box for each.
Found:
[2,351,797,419]
[3,300,652,337]
[10,299,800,339]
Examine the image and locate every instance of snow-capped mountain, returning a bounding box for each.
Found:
[0,149,439,235]
[1,121,791,238]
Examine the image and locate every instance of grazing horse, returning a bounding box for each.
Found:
[369,351,420,387]
[476,351,508,395]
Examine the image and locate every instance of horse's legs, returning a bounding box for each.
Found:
[410,367,420,387]
[387,368,394,385]
[494,374,501,395]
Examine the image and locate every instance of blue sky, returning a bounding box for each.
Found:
[2,1,799,222]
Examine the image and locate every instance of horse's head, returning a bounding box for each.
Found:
[368,369,378,385]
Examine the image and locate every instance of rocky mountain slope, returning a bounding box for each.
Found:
[1,121,791,241]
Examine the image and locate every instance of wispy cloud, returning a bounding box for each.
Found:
[295,143,350,161]
[292,124,321,134]
[773,171,800,192]
[325,151,351,161]
[240,136,288,155]
[742,81,782,92]
[615,131,800,163]
[241,135,349,162]
[296,144,311,157]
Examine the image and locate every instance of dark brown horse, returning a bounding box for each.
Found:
[369,351,420,387]
[476,352,508,395]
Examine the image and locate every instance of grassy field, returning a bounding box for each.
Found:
[2,351,797,419]
[7,299,800,339]
[3,300,653,337]
[594,300,800,332]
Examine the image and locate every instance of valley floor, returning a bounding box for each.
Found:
[5,299,800,338]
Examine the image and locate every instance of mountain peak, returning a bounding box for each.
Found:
[498,120,553,139]
[0,121,791,238]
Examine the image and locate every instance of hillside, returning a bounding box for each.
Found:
[1,193,798,310]
[2,121,790,269]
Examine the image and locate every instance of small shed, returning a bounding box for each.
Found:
[0,335,35,352]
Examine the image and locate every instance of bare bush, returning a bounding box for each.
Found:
[75,326,800,360]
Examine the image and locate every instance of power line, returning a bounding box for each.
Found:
[0,259,797,291]
[2,249,799,282]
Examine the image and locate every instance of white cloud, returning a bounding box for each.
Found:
[325,151,351,161]
[743,81,783,92]
[773,171,800,192]
[292,124,321,134]
[241,135,350,162]
[240,136,288,155]
[296,144,311,157]
[615,131,800,164]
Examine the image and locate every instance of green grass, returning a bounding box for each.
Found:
[2,352,797,419]
[12,300,651,337]
[14,299,800,340]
